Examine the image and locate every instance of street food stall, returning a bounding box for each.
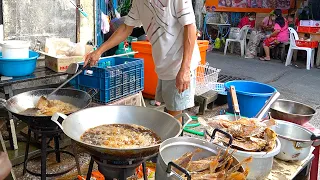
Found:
[1,0,320,180]
[1,47,319,180]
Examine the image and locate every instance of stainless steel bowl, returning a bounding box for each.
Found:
[270,99,315,125]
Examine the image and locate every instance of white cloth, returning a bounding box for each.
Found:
[124,0,201,80]
[101,12,110,34]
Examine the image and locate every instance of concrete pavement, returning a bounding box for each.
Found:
[206,52,320,129]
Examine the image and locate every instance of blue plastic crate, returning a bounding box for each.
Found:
[75,57,144,104]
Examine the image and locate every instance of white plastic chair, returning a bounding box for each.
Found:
[285,27,316,70]
[224,25,251,57]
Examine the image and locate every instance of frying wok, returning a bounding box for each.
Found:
[51,106,192,160]
[0,88,92,127]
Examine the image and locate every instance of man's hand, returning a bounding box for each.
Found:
[176,68,190,94]
[0,152,12,180]
[83,24,135,67]
[84,49,103,67]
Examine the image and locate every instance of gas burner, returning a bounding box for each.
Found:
[86,155,148,180]
[22,123,80,180]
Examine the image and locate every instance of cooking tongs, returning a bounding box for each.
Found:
[230,86,241,120]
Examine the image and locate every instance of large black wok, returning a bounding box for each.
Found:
[0,88,92,127]
[51,106,192,160]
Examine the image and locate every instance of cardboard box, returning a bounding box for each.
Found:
[43,45,93,72]
[44,55,84,72]
[109,93,142,106]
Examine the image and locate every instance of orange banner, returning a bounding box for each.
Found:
[205,0,295,13]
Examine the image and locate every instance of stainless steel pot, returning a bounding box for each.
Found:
[268,120,320,161]
[51,106,192,160]
[270,99,315,125]
[155,136,244,180]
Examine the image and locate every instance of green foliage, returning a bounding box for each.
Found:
[117,0,132,16]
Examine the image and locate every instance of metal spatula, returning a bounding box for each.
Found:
[48,63,89,97]
[230,85,241,120]
[255,91,281,120]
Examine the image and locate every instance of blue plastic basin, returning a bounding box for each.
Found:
[225,80,277,118]
[0,51,39,77]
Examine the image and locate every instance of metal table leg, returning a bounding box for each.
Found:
[41,134,47,180]
[4,85,14,150]
[86,157,94,180]
[23,128,32,175]
[310,146,319,180]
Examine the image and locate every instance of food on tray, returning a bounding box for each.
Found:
[21,96,79,116]
[206,118,277,152]
[81,124,161,148]
[173,148,252,180]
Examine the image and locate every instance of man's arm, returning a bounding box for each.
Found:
[181,24,197,71]
[172,0,197,93]
[96,24,134,55]
[176,24,197,93]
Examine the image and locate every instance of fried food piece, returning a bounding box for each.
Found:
[34,96,79,116]
[264,128,277,152]
[208,118,268,138]
[226,157,253,176]
[188,160,212,172]
[173,148,202,175]
[36,96,49,109]
[212,136,266,152]
[210,150,221,174]
[207,117,278,152]
[188,171,226,180]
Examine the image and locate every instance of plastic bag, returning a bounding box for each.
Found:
[45,38,90,57]
[245,30,264,58]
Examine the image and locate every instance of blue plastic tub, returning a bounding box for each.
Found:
[0,51,39,77]
[225,80,277,118]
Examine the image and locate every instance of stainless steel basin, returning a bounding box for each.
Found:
[270,99,315,125]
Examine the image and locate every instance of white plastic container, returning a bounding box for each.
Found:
[231,139,281,180]
[0,40,30,59]
[300,20,320,27]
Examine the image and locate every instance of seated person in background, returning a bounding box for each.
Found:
[238,12,256,28]
[287,8,296,28]
[261,10,276,34]
[287,14,296,28]
[260,9,289,61]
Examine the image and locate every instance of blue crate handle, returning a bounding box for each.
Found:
[87,88,98,97]
[84,69,94,76]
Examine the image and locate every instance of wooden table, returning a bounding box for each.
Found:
[267,154,314,180]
